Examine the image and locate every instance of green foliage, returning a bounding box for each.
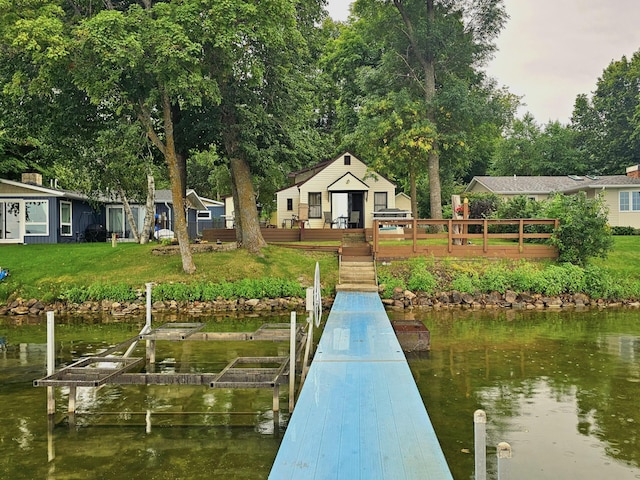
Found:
[611,226,636,236]
[463,192,501,219]
[543,192,613,265]
[377,269,406,299]
[150,278,305,302]
[407,258,437,294]
[451,273,479,294]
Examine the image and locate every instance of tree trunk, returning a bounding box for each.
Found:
[162,91,195,273]
[140,172,155,244]
[394,0,443,221]
[409,168,418,219]
[119,188,140,243]
[222,108,266,253]
[229,156,267,253]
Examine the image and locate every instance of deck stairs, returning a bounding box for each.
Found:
[336,233,378,292]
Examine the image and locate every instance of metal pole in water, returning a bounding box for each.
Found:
[289,311,296,412]
[497,441,512,480]
[474,409,487,480]
[46,311,55,415]
[145,282,153,329]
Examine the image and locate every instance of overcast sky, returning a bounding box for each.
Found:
[325,0,640,124]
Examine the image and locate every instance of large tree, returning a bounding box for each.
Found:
[327,0,508,218]
[571,50,640,175]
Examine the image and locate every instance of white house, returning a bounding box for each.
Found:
[275,152,407,229]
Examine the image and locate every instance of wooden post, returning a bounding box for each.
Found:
[519,219,524,253]
[289,311,296,412]
[462,198,469,245]
[483,219,488,253]
[147,339,156,364]
[47,311,55,415]
[111,232,117,247]
[447,220,453,253]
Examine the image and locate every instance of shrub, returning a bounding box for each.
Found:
[377,270,406,299]
[451,273,479,293]
[479,264,511,293]
[544,192,613,265]
[611,226,636,236]
[407,258,437,294]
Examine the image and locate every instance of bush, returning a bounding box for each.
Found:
[451,273,479,293]
[543,192,613,265]
[407,258,437,294]
[377,270,406,299]
[611,226,636,236]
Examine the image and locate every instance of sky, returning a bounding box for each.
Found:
[325,0,640,124]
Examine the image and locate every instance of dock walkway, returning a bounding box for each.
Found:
[269,291,453,479]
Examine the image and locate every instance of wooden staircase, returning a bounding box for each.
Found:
[336,233,378,292]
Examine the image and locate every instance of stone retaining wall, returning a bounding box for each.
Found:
[2,288,639,318]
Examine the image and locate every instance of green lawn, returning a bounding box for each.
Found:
[0,242,338,301]
[593,236,640,281]
[1,235,638,302]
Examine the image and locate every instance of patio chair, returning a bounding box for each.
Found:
[348,211,360,228]
[323,212,336,229]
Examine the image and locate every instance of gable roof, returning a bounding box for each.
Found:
[466,174,640,195]
[327,172,369,191]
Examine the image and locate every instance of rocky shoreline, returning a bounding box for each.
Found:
[2,288,639,318]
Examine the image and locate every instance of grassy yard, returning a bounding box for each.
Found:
[0,242,339,302]
[0,235,638,302]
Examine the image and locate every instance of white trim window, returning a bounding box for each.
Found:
[197,210,212,220]
[25,200,49,235]
[374,192,388,211]
[308,192,322,218]
[60,201,72,236]
[620,191,640,211]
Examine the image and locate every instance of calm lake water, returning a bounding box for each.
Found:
[1,308,640,479]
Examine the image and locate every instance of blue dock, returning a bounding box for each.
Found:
[269,291,453,479]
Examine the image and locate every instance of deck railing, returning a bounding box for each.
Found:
[372,218,559,260]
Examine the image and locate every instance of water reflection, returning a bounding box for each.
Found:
[400,308,640,480]
[3,309,640,479]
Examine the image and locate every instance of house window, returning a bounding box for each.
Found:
[620,192,629,211]
[107,206,125,237]
[620,191,640,211]
[374,192,388,211]
[308,192,322,218]
[344,155,351,165]
[25,200,48,235]
[287,198,293,211]
[60,201,72,236]
[197,210,211,220]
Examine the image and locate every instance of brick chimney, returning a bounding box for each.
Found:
[626,165,640,178]
[21,172,43,186]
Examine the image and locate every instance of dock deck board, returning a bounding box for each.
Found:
[269,291,453,479]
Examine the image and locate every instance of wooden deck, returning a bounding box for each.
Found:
[203,218,559,260]
[269,291,453,479]
[373,218,559,260]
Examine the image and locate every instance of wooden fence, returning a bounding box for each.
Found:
[202,226,370,244]
[202,218,559,260]
[372,218,559,260]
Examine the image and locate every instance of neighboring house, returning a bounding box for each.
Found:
[465,165,640,228]
[196,197,225,234]
[0,173,101,245]
[275,152,409,229]
[0,172,214,243]
[104,189,209,240]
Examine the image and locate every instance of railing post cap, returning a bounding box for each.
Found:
[497,442,512,458]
